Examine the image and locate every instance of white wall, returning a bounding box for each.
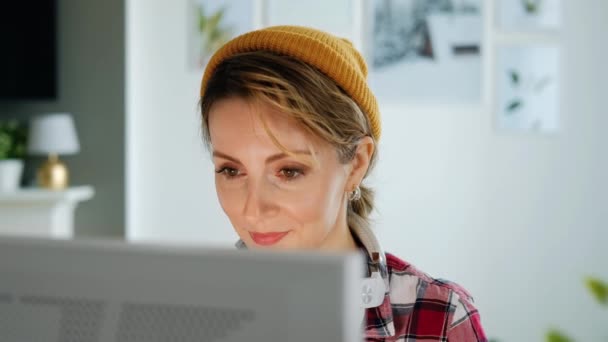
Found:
[127,0,608,340]
[478,1,608,340]
[126,0,234,245]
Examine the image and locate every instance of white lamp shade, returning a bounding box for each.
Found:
[27,113,80,155]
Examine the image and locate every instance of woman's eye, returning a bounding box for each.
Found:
[215,167,240,179]
[279,168,303,180]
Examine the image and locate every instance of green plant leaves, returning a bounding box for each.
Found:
[509,70,520,86]
[197,4,234,59]
[522,0,541,14]
[0,131,11,159]
[585,276,608,306]
[506,99,523,113]
[0,120,27,160]
[546,329,573,342]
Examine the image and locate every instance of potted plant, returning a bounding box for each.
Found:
[545,276,607,342]
[490,276,608,342]
[0,119,27,192]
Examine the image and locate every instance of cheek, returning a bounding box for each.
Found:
[215,182,244,224]
[282,174,345,232]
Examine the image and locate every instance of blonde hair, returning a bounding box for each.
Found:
[200,51,378,231]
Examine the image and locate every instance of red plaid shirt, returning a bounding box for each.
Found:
[236,225,487,341]
[364,252,487,341]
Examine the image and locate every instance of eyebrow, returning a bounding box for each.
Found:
[212,150,313,164]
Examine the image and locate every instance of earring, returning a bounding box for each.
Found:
[348,186,361,201]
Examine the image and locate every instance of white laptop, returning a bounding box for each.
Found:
[0,236,364,342]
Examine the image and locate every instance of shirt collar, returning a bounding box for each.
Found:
[349,224,395,338]
[234,223,395,338]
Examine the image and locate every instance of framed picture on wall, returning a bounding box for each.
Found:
[188,0,257,69]
[495,45,560,133]
[367,0,483,105]
[496,0,561,32]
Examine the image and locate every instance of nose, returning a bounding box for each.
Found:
[242,178,279,223]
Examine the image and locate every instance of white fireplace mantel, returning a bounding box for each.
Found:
[0,186,94,238]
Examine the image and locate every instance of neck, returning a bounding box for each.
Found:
[319,215,359,252]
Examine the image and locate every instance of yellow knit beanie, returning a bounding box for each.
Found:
[200,25,381,140]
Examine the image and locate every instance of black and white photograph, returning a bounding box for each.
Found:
[368,0,483,104]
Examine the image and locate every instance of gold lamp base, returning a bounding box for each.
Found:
[37,154,70,190]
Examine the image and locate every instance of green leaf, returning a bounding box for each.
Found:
[197,5,234,57]
[0,120,27,160]
[506,99,523,113]
[0,132,10,159]
[522,0,540,14]
[197,6,207,32]
[546,329,573,342]
[207,7,226,32]
[585,276,608,305]
[508,70,520,86]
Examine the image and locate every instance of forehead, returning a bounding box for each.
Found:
[208,97,322,152]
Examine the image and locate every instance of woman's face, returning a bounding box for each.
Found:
[208,97,353,250]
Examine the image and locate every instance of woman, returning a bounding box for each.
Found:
[199,26,487,341]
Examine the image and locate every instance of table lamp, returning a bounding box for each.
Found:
[27,113,80,190]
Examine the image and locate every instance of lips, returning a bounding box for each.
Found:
[249,231,290,246]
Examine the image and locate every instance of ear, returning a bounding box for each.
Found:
[345,136,375,191]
